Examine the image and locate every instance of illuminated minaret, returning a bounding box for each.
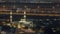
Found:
[19,11,27,23]
[10,11,12,23]
[24,11,26,20]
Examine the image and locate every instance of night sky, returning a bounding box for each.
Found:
[0,0,60,3]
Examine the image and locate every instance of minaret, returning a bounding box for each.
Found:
[24,11,26,20]
[24,5,27,19]
[10,11,12,23]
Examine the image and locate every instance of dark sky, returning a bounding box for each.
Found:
[0,0,60,3]
[19,0,60,2]
[42,0,59,1]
